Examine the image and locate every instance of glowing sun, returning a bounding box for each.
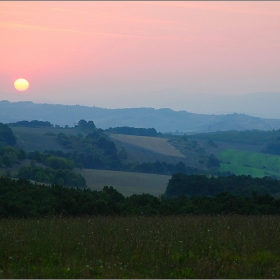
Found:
[14,78,29,91]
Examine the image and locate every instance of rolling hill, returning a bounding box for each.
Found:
[2,100,280,133]
[3,120,280,197]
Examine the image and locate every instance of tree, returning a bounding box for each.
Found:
[78,120,87,127]
[45,156,74,170]
[207,154,220,168]
[0,123,16,146]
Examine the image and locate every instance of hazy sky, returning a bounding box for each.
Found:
[1,1,280,113]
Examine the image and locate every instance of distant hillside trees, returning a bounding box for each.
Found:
[17,164,86,188]
[131,161,200,175]
[0,123,16,147]
[76,120,96,130]
[45,156,75,170]
[55,130,121,170]
[207,154,220,168]
[106,126,158,137]
[262,139,280,155]
[0,146,24,167]
[187,129,280,145]
[8,120,53,128]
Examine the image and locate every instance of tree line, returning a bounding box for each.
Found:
[1,176,280,218]
[105,126,158,137]
[7,120,53,128]
[164,173,280,198]
[187,129,280,145]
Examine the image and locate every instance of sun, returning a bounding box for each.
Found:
[14,78,29,91]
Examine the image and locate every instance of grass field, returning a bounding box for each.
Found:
[1,215,280,278]
[109,134,185,158]
[219,149,280,178]
[77,169,171,196]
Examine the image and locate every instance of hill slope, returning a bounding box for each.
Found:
[110,134,185,158]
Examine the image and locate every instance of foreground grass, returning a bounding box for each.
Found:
[1,216,280,278]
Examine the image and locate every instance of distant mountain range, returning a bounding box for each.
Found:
[1,100,280,133]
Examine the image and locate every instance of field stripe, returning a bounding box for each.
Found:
[78,169,171,197]
[110,134,185,158]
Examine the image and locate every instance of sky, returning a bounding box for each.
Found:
[1,1,280,115]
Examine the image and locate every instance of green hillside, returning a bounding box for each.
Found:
[219,149,280,178]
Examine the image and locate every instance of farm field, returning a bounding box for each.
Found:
[109,134,185,158]
[1,215,280,279]
[77,169,171,196]
[218,149,280,178]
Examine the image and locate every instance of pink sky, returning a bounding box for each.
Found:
[1,1,280,111]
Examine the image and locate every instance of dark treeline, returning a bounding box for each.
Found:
[187,129,280,145]
[165,173,280,198]
[185,129,280,156]
[8,120,53,128]
[1,176,280,218]
[262,140,280,155]
[105,126,158,137]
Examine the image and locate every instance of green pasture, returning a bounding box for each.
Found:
[78,169,171,197]
[219,149,280,178]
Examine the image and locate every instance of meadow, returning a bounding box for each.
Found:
[1,215,280,278]
[219,148,280,178]
[78,169,171,196]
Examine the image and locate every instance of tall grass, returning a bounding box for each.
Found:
[1,216,280,278]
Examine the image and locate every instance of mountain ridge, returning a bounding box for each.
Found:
[1,100,280,133]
